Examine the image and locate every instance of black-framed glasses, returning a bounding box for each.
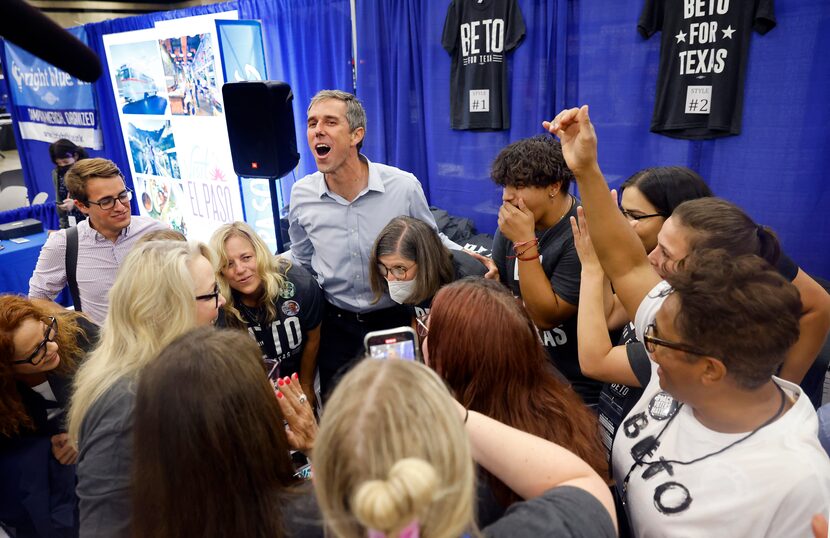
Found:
[13,317,58,366]
[415,313,429,337]
[376,263,415,280]
[642,323,709,357]
[86,189,133,210]
[620,208,664,221]
[195,284,221,308]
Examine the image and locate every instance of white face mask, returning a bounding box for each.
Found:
[387,279,417,304]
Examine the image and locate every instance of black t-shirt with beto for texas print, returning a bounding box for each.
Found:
[639,0,775,139]
[442,0,526,130]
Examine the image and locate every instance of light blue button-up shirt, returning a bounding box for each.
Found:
[288,157,451,313]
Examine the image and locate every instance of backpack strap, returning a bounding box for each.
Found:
[65,226,82,312]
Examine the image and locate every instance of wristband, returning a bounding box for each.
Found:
[517,253,540,262]
[512,238,538,252]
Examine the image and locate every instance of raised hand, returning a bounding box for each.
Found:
[543,105,598,176]
[569,205,601,272]
[276,373,318,454]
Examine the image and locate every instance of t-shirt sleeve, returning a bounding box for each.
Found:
[775,251,799,282]
[764,473,830,538]
[441,1,458,54]
[453,250,488,279]
[627,342,652,387]
[290,264,324,331]
[550,240,581,306]
[483,486,616,538]
[505,0,526,51]
[492,230,509,286]
[754,0,776,35]
[634,280,672,346]
[637,0,663,39]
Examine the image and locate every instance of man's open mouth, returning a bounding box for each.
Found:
[315,144,331,157]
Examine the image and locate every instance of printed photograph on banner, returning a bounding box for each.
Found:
[108,40,169,115]
[158,34,223,116]
[135,175,189,235]
[126,118,181,179]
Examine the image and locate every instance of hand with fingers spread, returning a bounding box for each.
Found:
[51,433,78,465]
[498,197,536,244]
[543,105,598,176]
[276,373,318,454]
[569,206,602,275]
[464,248,499,280]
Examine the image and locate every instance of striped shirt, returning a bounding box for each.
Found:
[28,216,167,325]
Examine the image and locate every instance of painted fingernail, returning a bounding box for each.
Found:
[277,391,284,399]
[278,379,284,386]
[292,373,299,381]
[285,378,291,385]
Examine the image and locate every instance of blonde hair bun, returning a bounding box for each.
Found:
[352,458,438,535]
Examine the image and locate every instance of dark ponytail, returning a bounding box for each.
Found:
[673,198,781,266]
[756,226,782,267]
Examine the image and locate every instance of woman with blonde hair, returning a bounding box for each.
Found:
[68,240,225,536]
[314,359,616,538]
[210,222,322,398]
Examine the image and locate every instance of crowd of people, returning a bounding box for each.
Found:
[1,91,829,538]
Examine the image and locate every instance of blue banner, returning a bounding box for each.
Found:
[4,27,102,148]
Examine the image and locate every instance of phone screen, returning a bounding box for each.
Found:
[364,327,420,361]
[369,339,416,361]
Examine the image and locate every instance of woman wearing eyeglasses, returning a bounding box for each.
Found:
[368,216,486,326]
[617,167,712,255]
[67,240,224,537]
[0,295,98,535]
[550,106,830,538]
[210,222,323,402]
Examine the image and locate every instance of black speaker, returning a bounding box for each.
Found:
[223,81,300,179]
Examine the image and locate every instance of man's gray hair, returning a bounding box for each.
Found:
[308,90,367,133]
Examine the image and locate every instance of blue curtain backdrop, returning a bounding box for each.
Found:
[356,0,567,219]
[3,0,828,277]
[3,0,352,216]
[236,0,353,199]
[356,0,830,278]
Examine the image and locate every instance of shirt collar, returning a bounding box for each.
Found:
[85,219,132,243]
[316,155,386,199]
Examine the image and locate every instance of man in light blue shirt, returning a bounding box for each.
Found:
[288,90,450,396]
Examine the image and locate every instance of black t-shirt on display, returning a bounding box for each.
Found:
[235,264,323,380]
[639,0,775,139]
[493,200,603,406]
[442,0,526,130]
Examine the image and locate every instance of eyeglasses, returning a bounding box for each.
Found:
[13,317,58,366]
[195,284,221,308]
[415,313,429,337]
[642,323,710,357]
[620,208,664,221]
[376,263,414,280]
[86,189,133,210]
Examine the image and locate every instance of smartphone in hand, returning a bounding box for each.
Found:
[364,326,421,362]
